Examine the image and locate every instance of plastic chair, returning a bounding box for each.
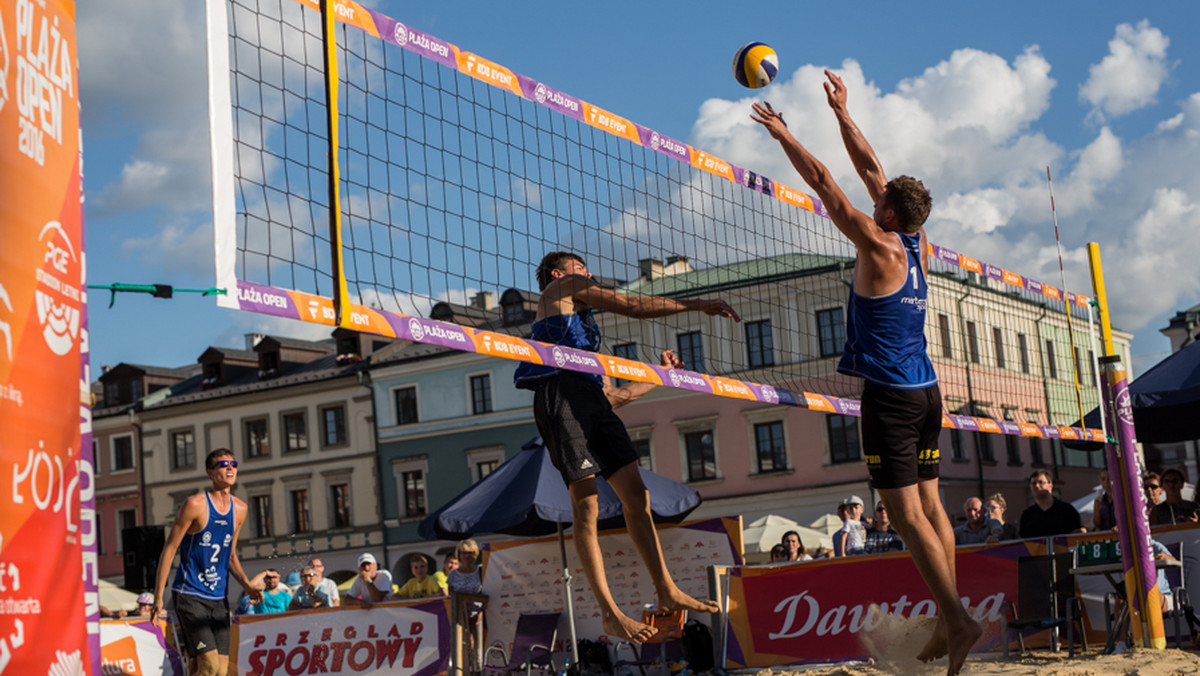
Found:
[612,609,686,676]
[1003,552,1087,657]
[483,612,561,676]
[1162,542,1194,649]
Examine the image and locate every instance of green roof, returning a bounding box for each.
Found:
[619,253,852,296]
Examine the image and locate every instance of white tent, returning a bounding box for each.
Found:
[98,580,140,612]
[809,513,844,535]
[744,514,832,553]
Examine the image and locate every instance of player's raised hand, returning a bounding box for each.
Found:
[659,349,684,369]
[750,101,788,141]
[696,298,740,322]
[824,69,848,112]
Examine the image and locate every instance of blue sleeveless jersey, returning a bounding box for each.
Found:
[837,232,938,389]
[514,309,603,390]
[172,492,235,600]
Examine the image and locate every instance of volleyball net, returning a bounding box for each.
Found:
[205,0,1108,442]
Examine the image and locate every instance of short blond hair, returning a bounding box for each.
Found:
[455,539,480,558]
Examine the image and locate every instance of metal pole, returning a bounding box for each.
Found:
[558,523,580,671]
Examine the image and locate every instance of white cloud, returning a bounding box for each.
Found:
[120,220,214,279]
[1080,20,1172,122]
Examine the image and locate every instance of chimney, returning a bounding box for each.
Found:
[245,333,267,349]
[639,258,664,280]
[472,291,495,310]
[665,256,693,275]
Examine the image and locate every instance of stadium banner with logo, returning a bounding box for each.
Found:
[101,619,183,676]
[481,517,742,655]
[0,0,90,674]
[231,598,450,676]
[723,541,1039,667]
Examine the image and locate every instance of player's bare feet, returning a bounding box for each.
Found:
[916,620,948,662]
[602,611,658,644]
[658,587,720,614]
[945,617,982,676]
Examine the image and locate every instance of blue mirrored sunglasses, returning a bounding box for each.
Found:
[211,460,238,469]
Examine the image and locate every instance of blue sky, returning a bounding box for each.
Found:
[78,1,1200,377]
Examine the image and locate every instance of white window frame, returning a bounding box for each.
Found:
[742,406,789,476]
[465,370,494,416]
[243,479,275,540]
[466,446,506,483]
[627,425,654,471]
[282,473,314,533]
[109,433,136,474]
[322,469,354,530]
[673,415,720,483]
[115,508,138,553]
[391,456,430,521]
[390,383,421,426]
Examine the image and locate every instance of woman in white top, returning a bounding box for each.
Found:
[445,539,482,593]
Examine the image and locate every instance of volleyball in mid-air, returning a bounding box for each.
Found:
[732,42,778,89]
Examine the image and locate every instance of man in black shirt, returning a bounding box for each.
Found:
[1019,469,1085,537]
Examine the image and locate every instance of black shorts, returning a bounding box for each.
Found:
[533,371,639,484]
[173,592,230,657]
[861,381,942,489]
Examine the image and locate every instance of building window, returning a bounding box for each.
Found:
[977,431,995,463]
[633,437,652,470]
[754,421,787,473]
[283,412,308,453]
[951,428,966,461]
[677,332,705,373]
[329,483,351,529]
[817,308,845,358]
[1087,349,1097,386]
[745,320,774,368]
[1045,340,1058,379]
[1006,435,1022,466]
[170,430,195,470]
[1073,347,1085,385]
[394,386,419,425]
[476,459,498,478]
[470,374,493,415]
[966,321,980,364]
[1029,435,1044,466]
[245,418,269,458]
[321,406,347,447]
[827,415,860,464]
[131,380,142,400]
[96,511,104,555]
[938,314,953,359]
[104,382,119,406]
[992,327,1006,369]
[1018,333,1030,373]
[613,342,638,386]
[401,470,427,517]
[259,350,279,375]
[290,489,311,533]
[503,304,523,325]
[116,509,138,553]
[112,435,134,472]
[684,430,716,482]
[252,495,273,538]
[466,447,506,483]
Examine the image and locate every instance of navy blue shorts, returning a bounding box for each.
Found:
[533,372,639,484]
[173,592,230,657]
[861,382,942,489]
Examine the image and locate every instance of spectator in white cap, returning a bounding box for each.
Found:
[833,495,868,557]
[348,552,393,608]
[134,593,161,618]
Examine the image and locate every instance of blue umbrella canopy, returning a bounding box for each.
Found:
[418,437,702,540]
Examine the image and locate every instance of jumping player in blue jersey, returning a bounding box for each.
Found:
[152,449,260,676]
[515,251,738,643]
[752,71,981,675]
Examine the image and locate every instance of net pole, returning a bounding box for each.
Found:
[320,0,352,327]
[1085,303,1108,440]
[1046,167,1087,427]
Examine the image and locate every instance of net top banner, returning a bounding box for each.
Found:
[295,0,1091,310]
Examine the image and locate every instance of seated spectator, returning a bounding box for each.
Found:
[1019,470,1085,538]
[1093,470,1117,531]
[954,497,1003,545]
[832,496,867,557]
[433,552,458,594]
[781,530,812,561]
[769,544,789,562]
[306,558,340,607]
[349,552,394,608]
[1150,468,1200,526]
[253,569,292,614]
[134,592,166,618]
[289,566,334,610]
[865,502,905,553]
[984,493,1019,541]
[1145,472,1164,510]
[395,554,444,599]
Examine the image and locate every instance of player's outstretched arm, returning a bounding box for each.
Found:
[751,101,879,252]
[824,69,886,203]
[605,349,683,408]
[565,275,740,321]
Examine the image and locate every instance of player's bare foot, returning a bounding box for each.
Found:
[916,620,948,662]
[602,611,658,644]
[658,587,720,614]
[945,617,982,676]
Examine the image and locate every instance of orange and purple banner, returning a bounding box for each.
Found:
[0,0,91,674]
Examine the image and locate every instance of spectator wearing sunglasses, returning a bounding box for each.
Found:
[289,566,333,610]
[1150,467,1200,527]
[953,497,1003,546]
[865,501,905,553]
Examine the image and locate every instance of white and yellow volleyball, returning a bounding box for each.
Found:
[732,42,779,89]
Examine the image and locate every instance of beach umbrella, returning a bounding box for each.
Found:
[98,580,140,613]
[809,513,844,535]
[419,436,701,666]
[743,515,832,553]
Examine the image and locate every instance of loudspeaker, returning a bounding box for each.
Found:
[122,525,165,592]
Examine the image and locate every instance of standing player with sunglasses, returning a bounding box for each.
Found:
[152,449,261,676]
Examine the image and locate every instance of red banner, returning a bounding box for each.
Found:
[725,542,1038,667]
[0,0,87,673]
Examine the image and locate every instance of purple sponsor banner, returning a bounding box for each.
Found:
[999,421,1021,435]
[834,397,861,416]
[733,167,774,196]
[661,367,716,394]
[933,244,959,265]
[1041,425,1062,438]
[394,315,474,350]
[1027,279,1043,294]
[236,281,300,319]
[638,125,691,162]
[545,344,606,377]
[380,17,458,68]
[952,415,979,430]
[983,262,1003,281]
[753,383,781,405]
[812,197,830,220]
[519,77,585,121]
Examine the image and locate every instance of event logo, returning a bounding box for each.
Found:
[668,369,682,387]
[100,636,142,676]
[534,82,548,104]
[393,22,408,47]
[767,590,1005,640]
[649,131,661,151]
[1117,386,1134,426]
[552,346,566,368]
[760,385,778,404]
[35,220,80,356]
[408,318,425,342]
